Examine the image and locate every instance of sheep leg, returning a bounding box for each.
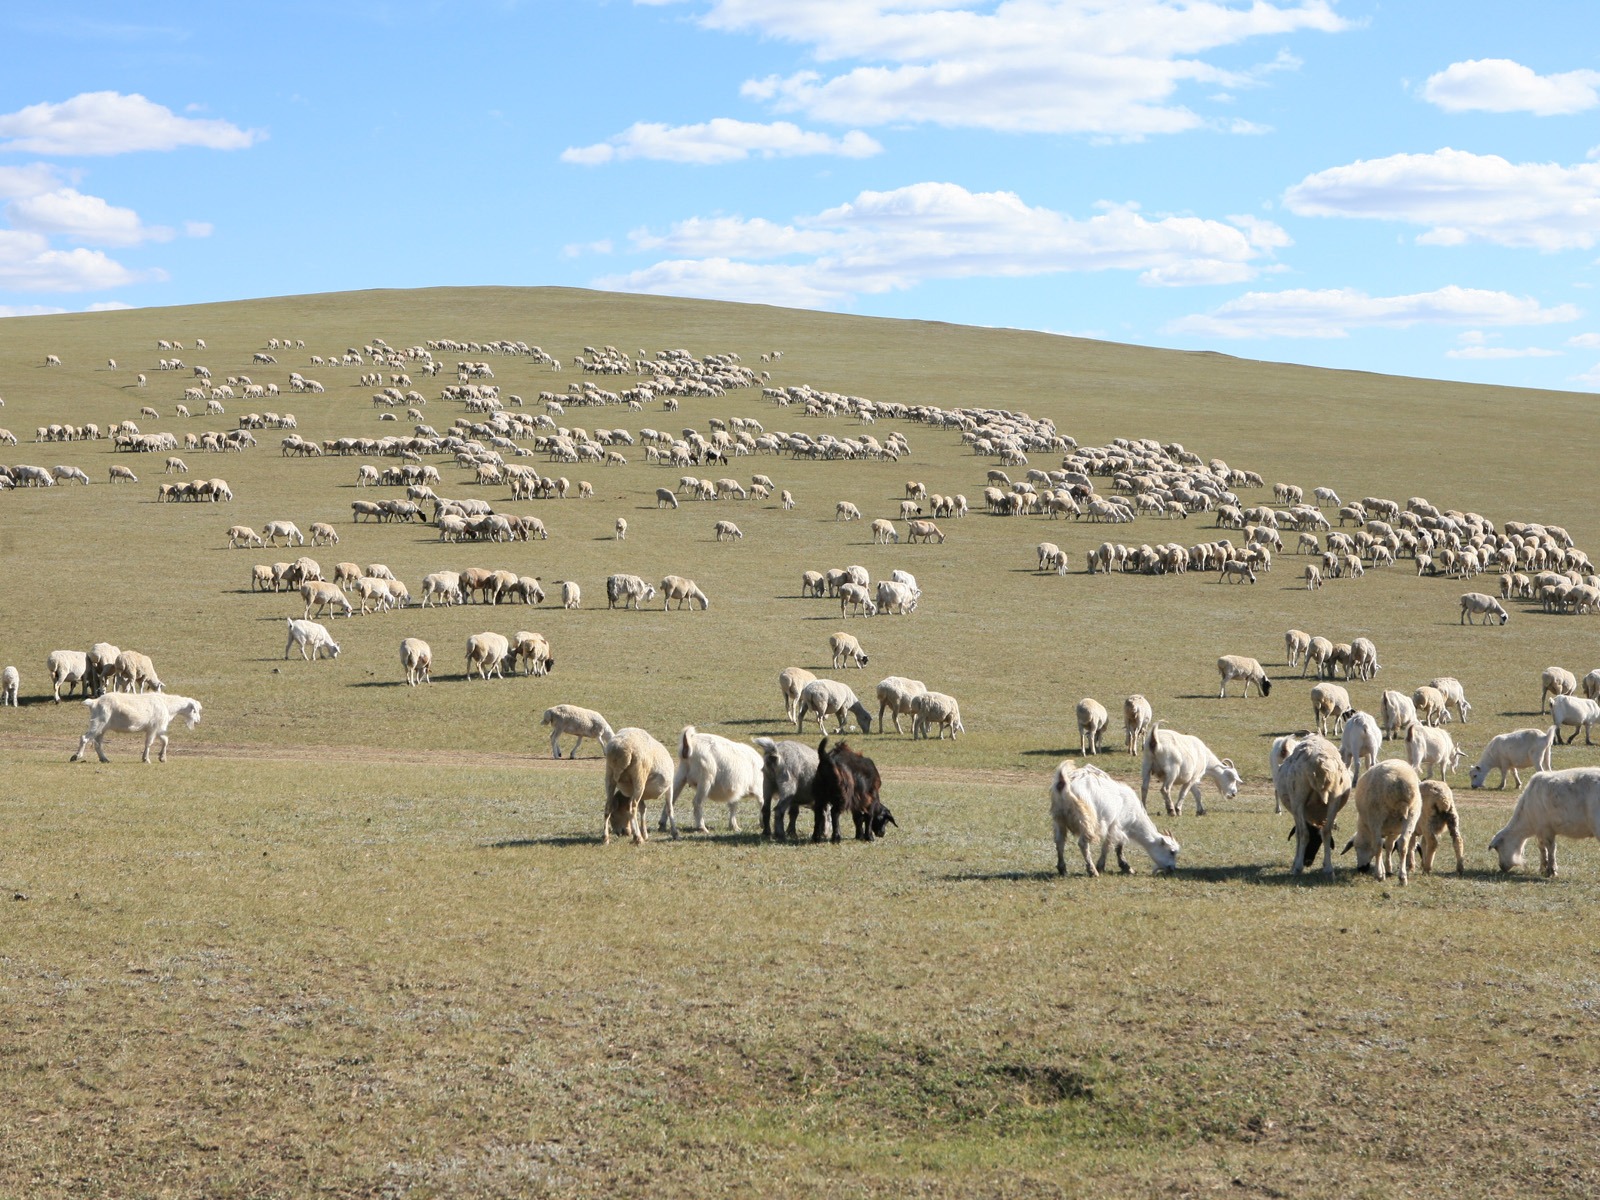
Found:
[550,729,563,758]
[1054,822,1068,875]
[811,799,829,843]
[1446,814,1466,874]
[691,782,712,834]
[1114,843,1133,874]
[1191,781,1208,817]
[1542,838,1558,877]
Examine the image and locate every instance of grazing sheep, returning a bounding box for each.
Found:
[1076,698,1109,755]
[871,518,899,544]
[1541,666,1578,714]
[781,489,795,510]
[655,487,679,509]
[1379,690,1418,740]
[1426,676,1472,724]
[905,519,945,544]
[1123,694,1153,754]
[835,500,862,522]
[829,631,869,669]
[1412,685,1449,727]
[1304,564,1322,590]
[302,580,353,620]
[660,726,765,836]
[108,464,138,484]
[810,737,894,843]
[910,691,964,740]
[1489,767,1600,876]
[1550,694,1600,745]
[47,650,89,702]
[1311,682,1351,736]
[1217,655,1272,698]
[71,692,202,764]
[890,569,920,598]
[262,520,304,547]
[1051,760,1180,877]
[1469,727,1558,790]
[309,521,339,547]
[421,571,464,608]
[1338,710,1382,781]
[1140,722,1243,816]
[1583,668,1600,702]
[558,580,580,610]
[875,676,927,735]
[1303,636,1334,679]
[228,524,264,549]
[112,650,163,695]
[615,516,627,540]
[753,736,822,841]
[465,632,513,681]
[795,679,873,735]
[399,638,432,686]
[1405,722,1463,780]
[541,703,613,759]
[1409,780,1465,875]
[1349,637,1381,683]
[1,664,18,706]
[780,667,819,723]
[713,519,743,542]
[84,642,120,697]
[1285,629,1311,670]
[1277,734,1353,875]
[600,727,673,845]
[660,575,709,611]
[1459,592,1508,625]
[874,580,918,615]
[513,631,555,677]
[284,618,340,661]
[800,570,826,598]
[1341,759,1423,884]
[605,573,655,610]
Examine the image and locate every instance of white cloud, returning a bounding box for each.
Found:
[1167,285,1579,339]
[84,300,133,311]
[1284,148,1600,250]
[1574,362,1600,386]
[1566,332,1600,347]
[183,220,213,238]
[664,0,1351,139]
[6,187,173,245]
[0,162,66,199]
[0,228,149,291]
[562,118,881,164]
[1421,59,1600,116]
[1446,345,1559,359]
[0,91,261,155]
[0,303,67,318]
[592,181,1288,304]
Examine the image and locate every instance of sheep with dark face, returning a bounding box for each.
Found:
[810,738,895,843]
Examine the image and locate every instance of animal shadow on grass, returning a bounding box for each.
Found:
[941,869,1059,883]
[487,829,769,850]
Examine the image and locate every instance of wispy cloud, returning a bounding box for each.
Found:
[1168,285,1579,339]
[562,118,880,165]
[0,92,262,155]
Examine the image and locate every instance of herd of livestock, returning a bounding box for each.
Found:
[4,329,1599,881]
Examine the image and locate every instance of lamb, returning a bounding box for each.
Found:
[1379,689,1418,740]
[1469,727,1557,790]
[1036,541,1068,574]
[1216,655,1272,698]
[1409,780,1465,875]
[800,570,826,598]
[1310,682,1351,736]
[1051,760,1180,877]
[780,667,818,722]
[713,519,743,541]
[71,692,202,764]
[284,618,340,661]
[541,703,613,759]
[399,637,432,686]
[1489,767,1600,876]
[112,650,163,694]
[905,519,945,544]
[1284,629,1311,670]
[1411,685,1449,727]
[465,632,513,680]
[753,736,822,840]
[1075,698,1109,754]
[810,737,895,842]
[600,727,673,845]
[1404,722,1463,780]
[655,487,679,509]
[1459,592,1509,625]
[1550,694,1600,745]
[559,580,581,609]
[795,678,873,735]
[1123,694,1153,754]
[1426,676,1472,723]
[228,524,264,549]
[660,726,765,836]
[302,580,353,620]
[910,691,964,740]
[47,649,89,702]
[1341,759,1423,884]
[1541,666,1578,714]
[875,676,926,735]
[829,632,869,669]
[1338,709,1382,781]
[1,664,18,706]
[835,500,862,521]
[871,518,899,544]
[1276,734,1353,875]
[1140,722,1243,816]
[309,521,339,547]
[262,520,305,547]
[513,631,555,677]
[839,581,872,616]
[660,575,709,610]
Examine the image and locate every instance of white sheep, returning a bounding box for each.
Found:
[1426,676,1472,723]
[1310,682,1350,736]
[1123,694,1153,754]
[874,580,917,615]
[890,569,920,597]
[829,632,869,670]
[1550,694,1600,745]
[1,664,18,706]
[714,519,743,542]
[1379,689,1418,740]
[113,650,163,694]
[874,676,927,735]
[541,703,613,758]
[794,679,873,735]
[1541,666,1578,714]
[1410,780,1466,875]
[47,649,89,702]
[871,518,899,544]
[1140,722,1243,816]
[838,582,876,617]
[559,580,581,610]
[466,632,512,680]
[1051,760,1179,877]
[71,692,202,764]
[835,500,862,522]
[660,725,765,836]
[399,637,432,686]
[600,727,672,844]
[1459,592,1508,625]
[1489,766,1600,876]
[660,575,709,610]
[1075,698,1109,755]
[284,618,340,661]
[1341,759,1423,884]
[1338,709,1382,781]
[1405,722,1463,781]
[1277,734,1353,876]
[911,691,963,740]
[780,667,819,722]
[1284,629,1311,670]
[1469,726,1557,790]
[1217,654,1272,698]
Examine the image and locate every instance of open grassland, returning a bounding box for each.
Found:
[2,287,1599,1196]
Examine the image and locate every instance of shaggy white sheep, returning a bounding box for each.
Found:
[1217,655,1272,698]
[1310,682,1351,736]
[541,704,613,758]
[71,692,202,763]
[48,649,89,702]
[1,664,17,706]
[1338,710,1382,781]
[399,637,432,686]
[829,632,869,670]
[1410,780,1465,875]
[875,676,927,736]
[780,667,819,723]
[1123,694,1153,755]
[284,618,340,661]
[1541,666,1578,714]
[1277,734,1353,876]
[1076,698,1109,755]
[795,679,873,735]
[1550,694,1600,745]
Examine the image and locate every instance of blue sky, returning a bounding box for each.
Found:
[3,1,1599,392]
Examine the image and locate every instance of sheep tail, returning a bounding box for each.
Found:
[679,725,696,760]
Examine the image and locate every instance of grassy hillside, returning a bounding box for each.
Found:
[1,287,1596,1198]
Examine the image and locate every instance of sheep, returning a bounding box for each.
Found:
[911,691,964,740]
[84,642,120,697]
[559,580,581,610]
[871,518,899,544]
[811,737,894,843]
[1459,592,1509,625]
[1469,727,1558,790]
[660,575,709,611]
[800,570,826,598]
[1379,689,1418,740]
[835,500,862,521]
[874,580,918,615]
[838,582,875,618]
[1123,694,1153,754]
[262,520,304,547]
[228,524,264,549]
[1303,636,1334,678]
[1140,722,1243,816]
[829,631,869,670]
[284,618,340,661]
[1584,668,1600,702]
[781,489,795,510]
[1425,676,1472,724]
[1277,734,1353,875]
[1338,710,1382,781]
[1349,637,1381,682]
[421,571,464,608]
[465,632,513,680]
[70,692,202,764]
[1310,683,1351,736]
[1550,694,1600,745]
[1284,629,1311,670]
[1217,655,1272,698]
[112,650,163,695]
[1541,666,1578,714]
[1051,760,1180,877]
[713,519,743,542]
[1036,541,1069,575]
[309,521,339,547]
[655,487,679,509]
[660,726,765,836]
[108,464,138,484]
[615,516,628,541]
[795,679,873,735]
[1076,698,1109,754]
[605,573,655,610]
[1,664,18,706]
[600,727,672,844]
[399,638,432,685]
[1409,780,1465,875]
[541,704,613,759]
[1219,561,1256,584]
[890,569,920,597]
[1405,723,1463,780]
[302,580,353,620]
[905,519,945,544]
[753,736,822,840]
[48,650,89,702]
[1411,685,1448,727]
[1489,766,1600,875]
[1340,759,1423,884]
[1304,564,1322,590]
[875,676,926,735]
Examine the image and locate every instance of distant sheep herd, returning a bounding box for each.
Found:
[5,332,1599,880]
